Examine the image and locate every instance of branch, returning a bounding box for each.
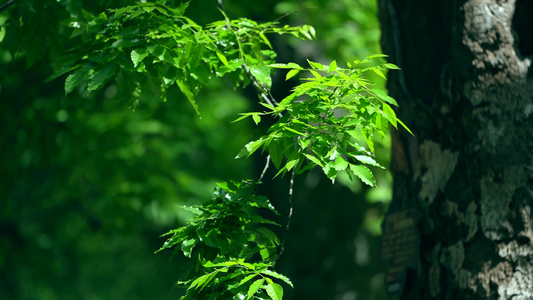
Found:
[259,154,271,182]
[217,0,282,115]
[272,7,318,23]
[274,170,295,262]
[0,0,15,14]
[216,0,225,12]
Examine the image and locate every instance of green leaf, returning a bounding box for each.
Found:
[148,44,166,61]
[268,141,283,169]
[189,273,214,291]
[203,260,238,268]
[236,139,266,159]
[259,32,273,48]
[299,25,316,40]
[259,102,275,110]
[232,113,253,123]
[268,62,302,69]
[65,64,91,94]
[286,69,300,80]
[131,48,148,67]
[249,65,272,89]
[298,138,310,150]
[179,205,203,215]
[381,103,397,128]
[111,38,141,48]
[181,238,196,257]
[87,64,116,92]
[283,126,307,136]
[176,80,201,117]
[260,248,275,260]
[252,114,261,125]
[329,60,337,72]
[351,155,383,169]
[233,274,258,290]
[322,163,338,182]
[307,59,324,70]
[261,270,293,288]
[247,279,265,299]
[370,89,398,106]
[372,68,386,80]
[349,164,376,187]
[367,53,388,59]
[309,70,322,78]
[257,227,279,245]
[333,156,348,171]
[285,158,299,171]
[215,50,230,67]
[383,63,401,70]
[304,154,323,167]
[398,118,414,135]
[265,281,283,300]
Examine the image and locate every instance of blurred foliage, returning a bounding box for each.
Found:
[0,0,391,299]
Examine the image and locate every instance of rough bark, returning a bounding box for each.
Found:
[378,0,533,299]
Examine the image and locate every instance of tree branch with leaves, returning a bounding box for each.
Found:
[51,1,409,299]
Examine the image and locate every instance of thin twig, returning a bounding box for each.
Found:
[242,65,282,117]
[217,0,295,262]
[259,154,271,182]
[0,0,15,14]
[217,0,282,116]
[273,7,318,23]
[275,170,295,262]
[216,0,225,11]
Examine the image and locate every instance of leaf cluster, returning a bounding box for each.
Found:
[50,1,315,115]
[235,55,411,185]
[50,1,412,298]
[157,180,290,300]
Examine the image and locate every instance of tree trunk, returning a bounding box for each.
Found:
[378,0,533,299]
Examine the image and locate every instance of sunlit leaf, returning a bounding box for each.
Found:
[261,270,293,288]
[284,158,299,171]
[249,65,272,89]
[381,103,397,128]
[176,80,201,117]
[304,154,323,167]
[351,155,383,169]
[329,60,337,72]
[268,62,302,69]
[371,88,398,106]
[367,53,388,59]
[181,238,196,257]
[247,279,264,299]
[383,63,401,70]
[215,49,230,67]
[286,69,300,80]
[372,68,386,79]
[333,156,348,171]
[252,114,261,125]
[309,70,322,78]
[265,281,283,300]
[299,25,316,40]
[349,164,376,187]
[236,139,266,158]
[307,59,324,70]
[131,48,148,67]
[398,118,414,135]
[88,63,116,92]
